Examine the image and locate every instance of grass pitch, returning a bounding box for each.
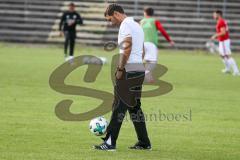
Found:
[0,43,239,160]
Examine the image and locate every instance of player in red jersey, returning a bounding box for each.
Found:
[211,10,239,76]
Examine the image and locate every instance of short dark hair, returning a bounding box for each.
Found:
[69,2,75,6]
[214,10,222,16]
[104,4,124,17]
[144,7,154,16]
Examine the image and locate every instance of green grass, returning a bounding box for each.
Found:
[0,43,240,160]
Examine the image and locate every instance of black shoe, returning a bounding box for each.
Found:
[129,141,152,150]
[94,142,116,151]
[101,137,107,142]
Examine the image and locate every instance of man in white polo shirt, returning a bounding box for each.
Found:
[94,4,151,151]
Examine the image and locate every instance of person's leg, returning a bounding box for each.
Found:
[219,41,229,72]
[221,55,231,73]
[125,72,151,149]
[224,40,240,75]
[128,99,151,146]
[69,31,76,57]
[64,31,69,59]
[219,40,239,75]
[228,56,240,75]
[144,42,158,82]
[95,70,129,150]
[105,98,128,146]
[94,85,128,150]
[145,61,157,83]
[102,71,129,147]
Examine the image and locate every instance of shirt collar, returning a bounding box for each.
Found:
[122,17,134,23]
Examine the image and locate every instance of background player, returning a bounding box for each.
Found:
[59,2,83,62]
[140,7,174,82]
[211,10,239,76]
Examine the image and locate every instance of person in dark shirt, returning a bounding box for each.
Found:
[59,2,83,62]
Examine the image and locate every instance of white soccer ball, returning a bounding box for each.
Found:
[205,41,219,54]
[89,117,108,136]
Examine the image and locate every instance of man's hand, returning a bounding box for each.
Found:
[170,41,175,47]
[115,70,123,80]
[59,31,64,37]
[211,27,226,40]
[211,34,217,40]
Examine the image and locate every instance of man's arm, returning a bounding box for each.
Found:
[211,27,226,40]
[76,13,83,25]
[155,20,174,46]
[59,13,65,36]
[142,43,145,60]
[59,13,65,31]
[116,37,132,79]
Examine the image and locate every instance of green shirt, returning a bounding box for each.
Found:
[140,17,158,46]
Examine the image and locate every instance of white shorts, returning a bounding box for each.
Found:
[144,42,158,62]
[219,39,231,56]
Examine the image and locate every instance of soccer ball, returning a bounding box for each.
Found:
[83,56,107,65]
[205,40,219,54]
[89,117,108,136]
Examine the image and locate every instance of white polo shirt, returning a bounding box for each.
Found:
[118,17,145,72]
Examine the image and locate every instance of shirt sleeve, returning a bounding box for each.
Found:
[155,20,171,42]
[219,20,226,30]
[119,24,132,54]
[76,13,83,25]
[59,13,65,31]
[120,24,132,39]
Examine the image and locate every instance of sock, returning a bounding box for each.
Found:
[106,136,111,145]
[144,62,156,82]
[222,58,230,71]
[145,70,150,74]
[228,57,240,73]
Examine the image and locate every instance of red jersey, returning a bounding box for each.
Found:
[216,18,230,41]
